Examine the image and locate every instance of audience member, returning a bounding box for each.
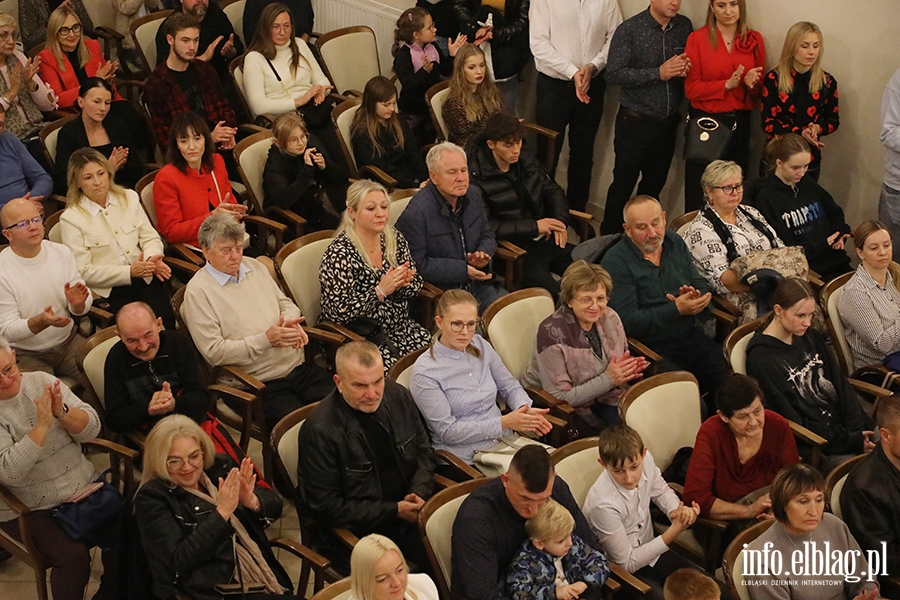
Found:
[0,110,52,208]
[451,445,609,600]
[58,148,176,329]
[602,195,728,404]
[181,212,333,426]
[0,337,112,600]
[747,277,875,471]
[760,22,838,180]
[18,0,94,52]
[244,0,314,43]
[410,289,551,471]
[319,180,430,370]
[349,534,440,600]
[664,569,722,600]
[111,0,165,71]
[683,374,800,528]
[298,341,436,568]
[442,43,504,147]
[583,425,705,600]
[350,75,428,190]
[396,142,507,311]
[469,112,572,297]
[683,0,765,212]
[601,0,693,235]
[530,0,621,212]
[0,197,90,380]
[880,66,900,262]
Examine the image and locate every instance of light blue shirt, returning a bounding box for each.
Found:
[203,261,251,286]
[410,334,531,463]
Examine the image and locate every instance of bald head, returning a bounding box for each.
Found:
[1,198,44,256]
[116,302,163,361]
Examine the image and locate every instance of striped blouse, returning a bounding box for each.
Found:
[837,264,900,369]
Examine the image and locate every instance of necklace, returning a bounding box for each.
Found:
[360,235,381,254]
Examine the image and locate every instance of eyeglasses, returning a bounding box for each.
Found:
[0,30,20,41]
[271,23,292,32]
[448,319,480,333]
[3,216,42,231]
[572,294,608,307]
[58,24,83,37]
[166,449,204,470]
[713,183,744,195]
[288,133,309,144]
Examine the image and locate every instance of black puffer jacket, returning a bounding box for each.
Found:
[453,0,532,80]
[134,456,290,600]
[468,131,569,243]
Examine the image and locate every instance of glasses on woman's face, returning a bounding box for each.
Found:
[58,24,83,37]
[166,449,204,470]
[0,30,20,42]
[572,294,608,307]
[448,319,480,333]
[271,22,292,33]
[713,182,744,196]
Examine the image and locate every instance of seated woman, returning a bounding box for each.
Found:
[442,43,504,147]
[747,133,851,281]
[155,111,247,248]
[522,260,649,431]
[135,414,298,600]
[350,75,428,190]
[262,112,346,231]
[319,180,431,370]
[59,147,176,329]
[681,160,783,323]
[17,0,93,53]
[54,78,144,193]
[746,463,879,600]
[747,277,875,472]
[410,288,552,473]
[839,220,900,371]
[683,374,800,529]
[349,534,439,600]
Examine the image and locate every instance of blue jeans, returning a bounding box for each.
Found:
[879,183,900,262]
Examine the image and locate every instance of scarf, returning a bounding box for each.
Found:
[700,204,777,264]
[734,30,764,65]
[406,42,440,73]
[185,473,285,595]
[0,53,43,139]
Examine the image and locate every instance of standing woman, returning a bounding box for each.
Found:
[684,0,765,212]
[760,22,838,180]
[442,43,505,147]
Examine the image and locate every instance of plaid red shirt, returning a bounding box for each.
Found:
[144,60,238,150]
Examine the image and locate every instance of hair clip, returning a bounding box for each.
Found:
[408,13,413,21]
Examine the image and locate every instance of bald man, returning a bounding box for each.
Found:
[0,198,91,379]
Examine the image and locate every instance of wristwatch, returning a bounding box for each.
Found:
[57,403,69,418]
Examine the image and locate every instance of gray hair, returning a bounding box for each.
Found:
[198,212,245,249]
[701,160,743,203]
[426,142,466,173]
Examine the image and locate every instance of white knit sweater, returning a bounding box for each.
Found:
[243,38,331,117]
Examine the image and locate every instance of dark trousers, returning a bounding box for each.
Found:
[535,72,606,211]
[106,277,176,331]
[652,328,729,412]
[600,107,681,235]
[683,109,752,212]
[633,551,728,600]
[260,362,335,427]
[518,238,574,298]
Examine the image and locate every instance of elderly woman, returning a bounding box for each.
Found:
[319,180,430,370]
[0,337,113,600]
[746,463,879,600]
[135,414,297,600]
[683,374,800,528]
[58,148,176,329]
[349,534,439,600]
[522,260,649,430]
[682,160,783,323]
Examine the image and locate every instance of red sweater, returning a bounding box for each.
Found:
[153,154,235,247]
[683,409,799,516]
[684,25,765,114]
[37,39,124,109]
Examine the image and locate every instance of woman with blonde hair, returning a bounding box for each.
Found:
[319,179,430,369]
[442,43,505,146]
[760,22,838,180]
[349,534,439,600]
[135,414,296,600]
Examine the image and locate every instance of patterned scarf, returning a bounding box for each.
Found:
[701,204,777,264]
[0,53,43,139]
[406,42,440,72]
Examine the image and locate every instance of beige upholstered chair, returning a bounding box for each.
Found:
[308,579,352,600]
[387,189,416,228]
[76,326,121,409]
[39,115,77,170]
[315,26,380,97]
[331,97,398,190]
[274,230,340,328]
[550,437,602,506]
[133,170,205,269]
[386,346,428,391]
[426,81,451,141]
[824,453,867,519]
[220,0,246,40]
[482,288,555,382]
[723,520,775,600]
[130,10,173,71]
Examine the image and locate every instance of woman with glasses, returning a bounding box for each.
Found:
[17,0,93,53]
[319,179,430,370]
[681,159,783,323]
[410,289,553,471]
[522,261,649,432]
[135,414,299,600]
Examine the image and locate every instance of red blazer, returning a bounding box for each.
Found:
[153,154,235,247]
[37,39,123,109]
[685,25,765,114]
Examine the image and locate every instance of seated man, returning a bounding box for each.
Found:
[469,112,573,298]
[298,341,436,569]
[144,12,238,152]
[0,198,91,380]
[0,111,52,209]
[396,142,507,312]
[601,195,728,406]
[181,212,334,426]
[452,444,610,600]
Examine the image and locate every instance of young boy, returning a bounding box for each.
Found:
[505,498,609,600]
[583,425,705,600]
[663,569,721,600]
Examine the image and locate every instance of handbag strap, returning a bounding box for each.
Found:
[701,205,777,264]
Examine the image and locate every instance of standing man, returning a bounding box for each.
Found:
[880,67,900,262]
[529,0,622,212]
[600,0,693,235]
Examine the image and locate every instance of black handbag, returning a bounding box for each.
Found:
[683,109,737,163]
[345,317,401,358]
[51,470,124,546]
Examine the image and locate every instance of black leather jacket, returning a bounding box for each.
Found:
[134,456,289,600]
[453,0,531,80]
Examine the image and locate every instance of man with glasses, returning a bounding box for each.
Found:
[0,198,91,381]
[0,110,52,209]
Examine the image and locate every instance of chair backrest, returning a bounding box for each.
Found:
[550,437,602,507]
[824,453,867,519]
[723,317,766,375]
[229,55,257,121]
[135,169,161,228]
[269,403,319,495]
[723,519,776,600]
[220,0,246,41]
[426,81,451,141]
[75,327,122,408]
[315,26,380,96]
[387,346,428,389]
[482,288,555,381]
[388,189,416,228]
[45,210,64,244]
[131,9,173,71]
[670,210,699,236]
[820,271,856,377]
[308,578,352,600]
[331,97,362,176]
[620,371,702,471]
[234,129,275,214]
[40,115,77,168]
[274,230,335,324]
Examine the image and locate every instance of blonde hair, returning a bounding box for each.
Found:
[0,12,16,32]
[429,289,481,359]
[139,414,216,489]
[525,498,574,543]
[350,534,409,600]
[663,569,721,600]
[338,179,399,270]
[46,6,90,73]
[776,22,826,95]
[705,0,750,48]
[560,261,613,307]
[65,148,127,208]
[447,44,504,123]
[272,112,308,149]
[853,220,900,294]
[700,160,743,204]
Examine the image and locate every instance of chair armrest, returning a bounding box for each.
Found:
[526,387,574,413]
[243,214,287,254]
[83,438,140,461]
[807,269,825,289]
[787,419,827,447]
[319,320,366,342]
[83,438,139,493]
[328,92,352,104]
[333,527,360,549]
[496,240,527,260]
[666,482,729,532]
[264,207,308,238]
[209,383,256,406]
[434,449,484,480]
[270,537,331,570]
[358,165,398,191]
[237,124,269,136]
[434,474,456,489]
[711,307,738,329]
[568,209,594,242]
[343,89,363,97]
[0,481,31,516]
[93,26,125,41]
[849,378,894,401]
[167,245,204,266]
[164,257,202,283]
[305,326,347,346]
[218,366,266,393]
[418,282,442,300]
[87,306,115,329]
[608,563,651,595]
[627,338,663,364]
[711,294,742,318]
[523,122,560,141]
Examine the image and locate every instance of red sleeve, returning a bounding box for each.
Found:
[153,166,209,245]
[683,418,720,516]
[83,40,124,102]
[684,29,728,104]
[772,412,801,468]
[37,49,79,109]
